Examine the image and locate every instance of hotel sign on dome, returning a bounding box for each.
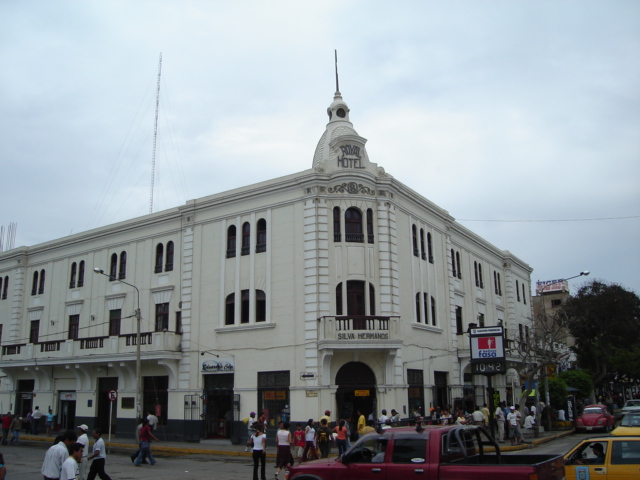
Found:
[337,144,365,169]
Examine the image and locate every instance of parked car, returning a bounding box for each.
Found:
[286,424,565,480]
[574,404,616,432]
[564,434,640,480]
[621,399,640,415]
[612,412,640,436]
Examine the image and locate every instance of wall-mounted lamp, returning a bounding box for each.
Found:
[50,320,55,326]
[200,351,219,357]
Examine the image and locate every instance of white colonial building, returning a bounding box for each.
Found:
[0,88,533,441]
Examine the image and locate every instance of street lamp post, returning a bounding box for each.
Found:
[94,268,143,423]
[537,270,589,431]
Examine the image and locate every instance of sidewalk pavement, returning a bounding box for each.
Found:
[16,428,576,459]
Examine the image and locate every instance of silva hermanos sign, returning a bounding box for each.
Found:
[337,332,390,340]
[337,144,365,169]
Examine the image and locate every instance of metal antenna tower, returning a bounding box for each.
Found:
[149,53,162,214]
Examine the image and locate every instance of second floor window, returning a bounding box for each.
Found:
[226,226,236,258]
[30,320,40,343]
[119,251,127,279]
[109,309,121,336]
[494,271,503,296]
[155,244,164,273]
[333,207,341,242]
[345,208,363,242]
[68,314,79,340]
[241,222,250,256]
[431,296,437,326]
[412,225,419,257]
[225,293,235,325]
[256,219,267,253]
[256,290,266,322]
[420,229,426,260]
[110,253,118,279]
[1,276,8,299]
[78,260,85,287]
[455,306,463,335]
[241,289,250,323]
[367,209,374,244]
[427,232,434,263]
[165,241,174,271]
[70,263,77,289]
[335,281,371,316]
[516,280,521,301]
[155,302,169,331]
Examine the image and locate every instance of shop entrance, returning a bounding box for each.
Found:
[203,373,234,438]
[335,362,377,437]
[59,392,77,431]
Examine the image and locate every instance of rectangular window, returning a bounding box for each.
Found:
[455,306,463,335]
[257,371,290,426]
[175,311,182,333]
[241,290,250,324]
[109,309,121,336]
[30,320,40,344]
[407,369,425,418]
[478,313,485,328]
[256,291,266,322]
[155,303,169,331]
[68,314,80,340]
[431,296,437,326]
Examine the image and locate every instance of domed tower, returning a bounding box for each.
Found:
[312,87,379,176]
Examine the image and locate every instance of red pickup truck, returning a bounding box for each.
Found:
[286,424,565,480]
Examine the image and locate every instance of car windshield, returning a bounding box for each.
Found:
[624,400,640,408]
[620,414,640,427]
[583,408,603,415]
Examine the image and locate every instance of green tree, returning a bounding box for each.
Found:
[558,370,593,400]
[560,280,640,388]
[538,377,568,408]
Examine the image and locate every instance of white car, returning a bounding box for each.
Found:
[621,399,640,414]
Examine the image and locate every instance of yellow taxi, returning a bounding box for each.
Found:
[612,412,640,436]
[564,435,640,479]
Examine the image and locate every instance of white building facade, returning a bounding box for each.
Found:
[0,89,533,441]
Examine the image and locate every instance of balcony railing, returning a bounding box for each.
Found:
[318,315,400,344]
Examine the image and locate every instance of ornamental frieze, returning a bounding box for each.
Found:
[328,182,375,195]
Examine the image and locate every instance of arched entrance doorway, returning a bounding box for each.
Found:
[335,362,377,434]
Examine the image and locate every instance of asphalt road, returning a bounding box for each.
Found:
[3,431,598,479]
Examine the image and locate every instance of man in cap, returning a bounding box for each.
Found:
[389,409,401,426]
[590,443,605,464]
[506,406,522,446]
[77,424,90,480]
[319,410,331,425]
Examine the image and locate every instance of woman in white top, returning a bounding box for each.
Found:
[250,425,267,480]
[275,422,293,478]
[302,418,318,461]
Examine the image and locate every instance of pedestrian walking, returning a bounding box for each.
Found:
[76,424,90,480]
[87,428,112,480]
[147,410,158,431]
[0,452,6,480]
[1,413,11,445]
[249,425,267,480]
[301,418,318,461]
[129,419,148,464]
[133,419,158,466]
[41,430,78,480]
[245,412,257,452]
[316,418,332,458]
[9,415,21,446]
[275,421,292,478]
[33,406,42,435]
[293,423,305,465]
[46,409,55,436]
[495,402,506,443]
[333,419,348,457]
[61,443,84,480]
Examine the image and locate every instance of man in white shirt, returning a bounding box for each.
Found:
[524,413,536,430]
[41,430,78,480]
[471,405,486,425]
[33,406,43,435]
[147,410,158,431]
[76,424,90,480]
[87,428,112,480]
[378,409,389,428]
[61,442,84,480]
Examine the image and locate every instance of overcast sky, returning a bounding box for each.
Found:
[1,0,639,295]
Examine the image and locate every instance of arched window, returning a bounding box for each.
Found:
[69,262,77,289]
[451,249,457,277]
[369,284,375,315]
[155,244,164,273]
[412,225,418,257]
[345,208,363,242]
[516,280,521,301]
[256,290,266,322]
[241,222,250,256]
[415,293,421,322]
[119,251,127,279]
[431,296,437,326]
[38,269,45,294]
[1,276,8,299]
[424,293,429,324]
[367,209,374,244]
[335,283,343,315]
[478,264,483,288]
[420,229,426,260]
[225,293,235,325]
[346,280,366,315]
[241,289,250,323]
[109,253,118,280]
[474,261,479,287]
[78,261,85,287]
[256,219,267,253]
[427,232,434,263]
[456,251,462,279]
[31,271,39,296]
[522,283,527,304]
[165,241,174,271]
[226,225,236,258]
[333,207,341,242]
